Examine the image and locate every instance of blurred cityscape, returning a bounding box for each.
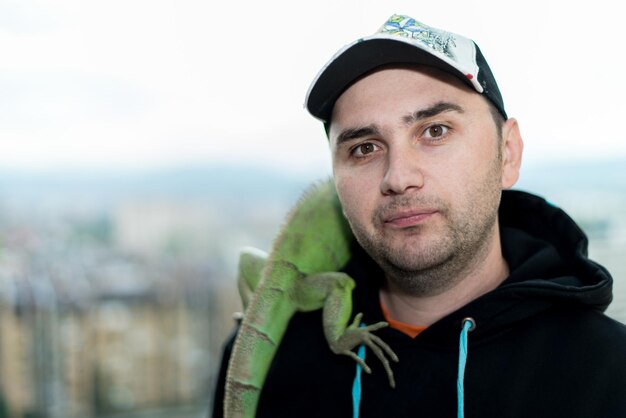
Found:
[0,161,624,418]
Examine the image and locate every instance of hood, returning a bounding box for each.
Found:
[347,189,614,345]
[497,189,612,310]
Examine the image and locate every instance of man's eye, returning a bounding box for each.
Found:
[351,143,379,157]
[420,124,450,144]
[424,124,448,138]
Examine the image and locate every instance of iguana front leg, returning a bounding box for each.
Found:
[237,252,399,387]
[293,271,399,388]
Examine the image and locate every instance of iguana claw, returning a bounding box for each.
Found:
[332,312,399,388]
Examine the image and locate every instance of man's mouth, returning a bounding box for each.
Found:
[383,209,438,228]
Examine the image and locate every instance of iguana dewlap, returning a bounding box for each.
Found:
[223,179,398,418]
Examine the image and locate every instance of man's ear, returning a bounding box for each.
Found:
[500,118,524,189]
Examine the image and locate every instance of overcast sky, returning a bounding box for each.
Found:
[1,0,625,176]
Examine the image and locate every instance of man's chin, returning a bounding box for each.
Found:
[376,244,452,273]
[355,226,452,270]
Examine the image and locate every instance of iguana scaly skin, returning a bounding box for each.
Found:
[224,179,399,418]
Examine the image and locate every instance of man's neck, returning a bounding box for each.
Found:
[379,231,509,327]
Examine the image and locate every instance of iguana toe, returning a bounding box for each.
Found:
[331,314,399,388]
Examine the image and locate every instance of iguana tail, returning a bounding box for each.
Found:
[224,261,300,418]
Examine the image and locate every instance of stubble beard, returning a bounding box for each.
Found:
[348,161,503,298]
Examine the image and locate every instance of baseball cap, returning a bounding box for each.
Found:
[305,14,507,126]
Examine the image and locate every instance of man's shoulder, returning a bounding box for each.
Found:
[582,310,626,353]
[536,306,626,355]
[567,308,626,337]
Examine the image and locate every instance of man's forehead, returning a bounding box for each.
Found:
[328,66,478,132]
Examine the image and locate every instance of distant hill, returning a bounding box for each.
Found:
[0,165,320,208]
[0,159,623,209]
[517,159,626,194]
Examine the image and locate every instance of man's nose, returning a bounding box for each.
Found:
[380,146,424,196]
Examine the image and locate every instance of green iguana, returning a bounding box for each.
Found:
[224,179,399,418]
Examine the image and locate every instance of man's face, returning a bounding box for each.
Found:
[329,67,508,296]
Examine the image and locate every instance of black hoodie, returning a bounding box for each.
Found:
[212,190,626,418]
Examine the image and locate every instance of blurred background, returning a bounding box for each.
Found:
[0,1,625,417]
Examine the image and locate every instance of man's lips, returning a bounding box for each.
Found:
[383,210,438,228]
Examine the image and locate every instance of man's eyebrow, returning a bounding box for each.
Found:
[402,102,465,125]
[334,125,381,146]
[333,102,463,145]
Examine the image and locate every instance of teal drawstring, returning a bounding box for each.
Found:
[457,317,476,418]
[353,318,475,418]
[352,324,367,418]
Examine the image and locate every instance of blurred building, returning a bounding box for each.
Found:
[0,213,230,418]
[113,200,220,260]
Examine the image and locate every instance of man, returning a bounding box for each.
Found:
[213,15,626,417]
